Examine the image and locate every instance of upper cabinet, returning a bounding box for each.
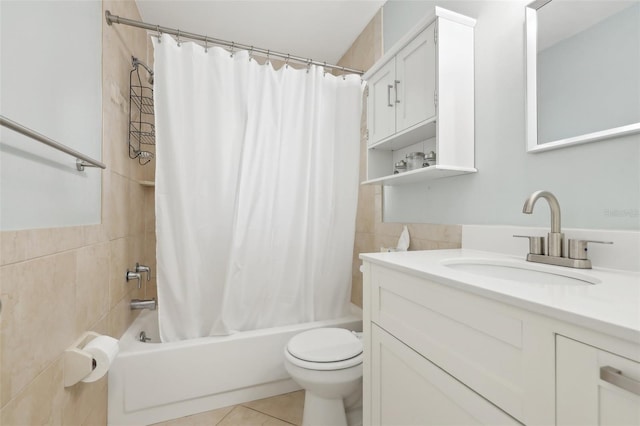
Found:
[363,7,476,186]
[368,26,436,144]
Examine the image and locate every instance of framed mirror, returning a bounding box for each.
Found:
[525,0,640,153]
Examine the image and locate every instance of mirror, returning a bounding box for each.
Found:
[525,0,640,152]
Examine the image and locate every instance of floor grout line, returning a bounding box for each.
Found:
[241,406,298,426]
[214,405,237,426]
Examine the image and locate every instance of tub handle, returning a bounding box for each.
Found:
[126,270,142,289]
[135,263,151,281]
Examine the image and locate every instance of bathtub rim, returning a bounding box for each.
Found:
[118,303,363,354]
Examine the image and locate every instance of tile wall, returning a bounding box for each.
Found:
[0,0,155,424]
[337,11,463,308]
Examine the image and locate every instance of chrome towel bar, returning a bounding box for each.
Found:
[0,115,106,171]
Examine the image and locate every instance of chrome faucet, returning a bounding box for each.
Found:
[522,190,564,257]
[516,190,612,269]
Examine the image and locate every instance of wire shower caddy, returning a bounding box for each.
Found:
[129,57,155,165]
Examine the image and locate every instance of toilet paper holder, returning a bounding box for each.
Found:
[63,331,104,387]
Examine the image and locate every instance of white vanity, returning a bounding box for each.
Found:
[360,229,640,425]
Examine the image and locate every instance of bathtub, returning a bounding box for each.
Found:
[107,306,362,425]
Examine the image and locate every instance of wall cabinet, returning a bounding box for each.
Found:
[363,7,476,185]
[367,25,436,145]
[361,261,640,426]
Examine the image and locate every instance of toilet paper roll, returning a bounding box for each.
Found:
[81,335,119,383]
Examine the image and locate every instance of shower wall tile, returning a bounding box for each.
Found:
[75,243,111,334]
[104,170,130,240]
[0,0,153,422]
[109,237,130,308]
[0,359,65,426]
[129,178,146,236]
[0,231,25,266]
[81,389,109,426]
[107,290,141,339]
[0,252,76,407]
[62,376,108,426]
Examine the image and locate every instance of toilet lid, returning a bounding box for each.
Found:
[287,328,362,363]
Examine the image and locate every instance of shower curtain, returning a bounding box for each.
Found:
[153,34,363,342]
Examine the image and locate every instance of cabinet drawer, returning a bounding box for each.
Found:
[371,324,521,426]
[370,265,527,420]
[557,335,640,425]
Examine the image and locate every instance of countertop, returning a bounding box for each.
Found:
[360,249,640,344]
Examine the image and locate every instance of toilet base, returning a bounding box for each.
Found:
[303,392,348,426]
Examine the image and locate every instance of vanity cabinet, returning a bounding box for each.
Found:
[556,336,640,425]
[370,324,521,425]
[360,258,640,426]
[363,7,476,185]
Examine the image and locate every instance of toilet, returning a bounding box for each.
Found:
[284,328,363,426]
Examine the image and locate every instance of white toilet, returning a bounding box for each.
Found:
[284,328,363,426]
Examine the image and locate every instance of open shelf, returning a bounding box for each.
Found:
[362,165,477,186]
[369,118,437,151]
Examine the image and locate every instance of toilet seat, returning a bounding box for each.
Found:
[286,328,363,371]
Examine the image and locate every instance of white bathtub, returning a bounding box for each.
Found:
[107,306,363,425]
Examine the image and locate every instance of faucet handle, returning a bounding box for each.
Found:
[568,239,613,260]
[126,270,142,289]
[135,263,151,281]
[513,235,545,255]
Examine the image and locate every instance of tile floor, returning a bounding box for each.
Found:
[153,390,305,426]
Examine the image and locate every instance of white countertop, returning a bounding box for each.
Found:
[360,249,640,344]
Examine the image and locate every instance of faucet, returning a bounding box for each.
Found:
[522,190,564,257]
[130,298,157,310]
[516,190,612,269]
[126,263,151,289]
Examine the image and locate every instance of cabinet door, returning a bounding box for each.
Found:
[557,335,640,426]
[367,59,396,145]
[370,325,521,426]
[395,23,436,133]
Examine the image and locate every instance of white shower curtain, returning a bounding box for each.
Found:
[153,34,363,342]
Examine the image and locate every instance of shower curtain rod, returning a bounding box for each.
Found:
[105,11,364,75]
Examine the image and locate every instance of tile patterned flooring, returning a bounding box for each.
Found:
[153,391,305,426]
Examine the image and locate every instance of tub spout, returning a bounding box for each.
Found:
[130,298,157,311]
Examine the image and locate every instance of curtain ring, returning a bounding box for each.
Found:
[306,59,312,74]
[285,54,290,69]
[249,46,254,62]
[323,62,327,77]
[266,49,270,65]
[176,29,181,47]
[204,36,209,53]
[230,41,235,58]
[342,66,346,80]
[157,25,162,43]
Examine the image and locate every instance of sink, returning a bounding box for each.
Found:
[442,258,600,286]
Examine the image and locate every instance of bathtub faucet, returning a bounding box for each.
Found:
[135,263,151,281]
[130,298,157,310]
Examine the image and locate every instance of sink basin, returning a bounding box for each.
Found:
[442,258,600,286]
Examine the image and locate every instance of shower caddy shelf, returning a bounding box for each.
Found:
[129,57,155,165]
